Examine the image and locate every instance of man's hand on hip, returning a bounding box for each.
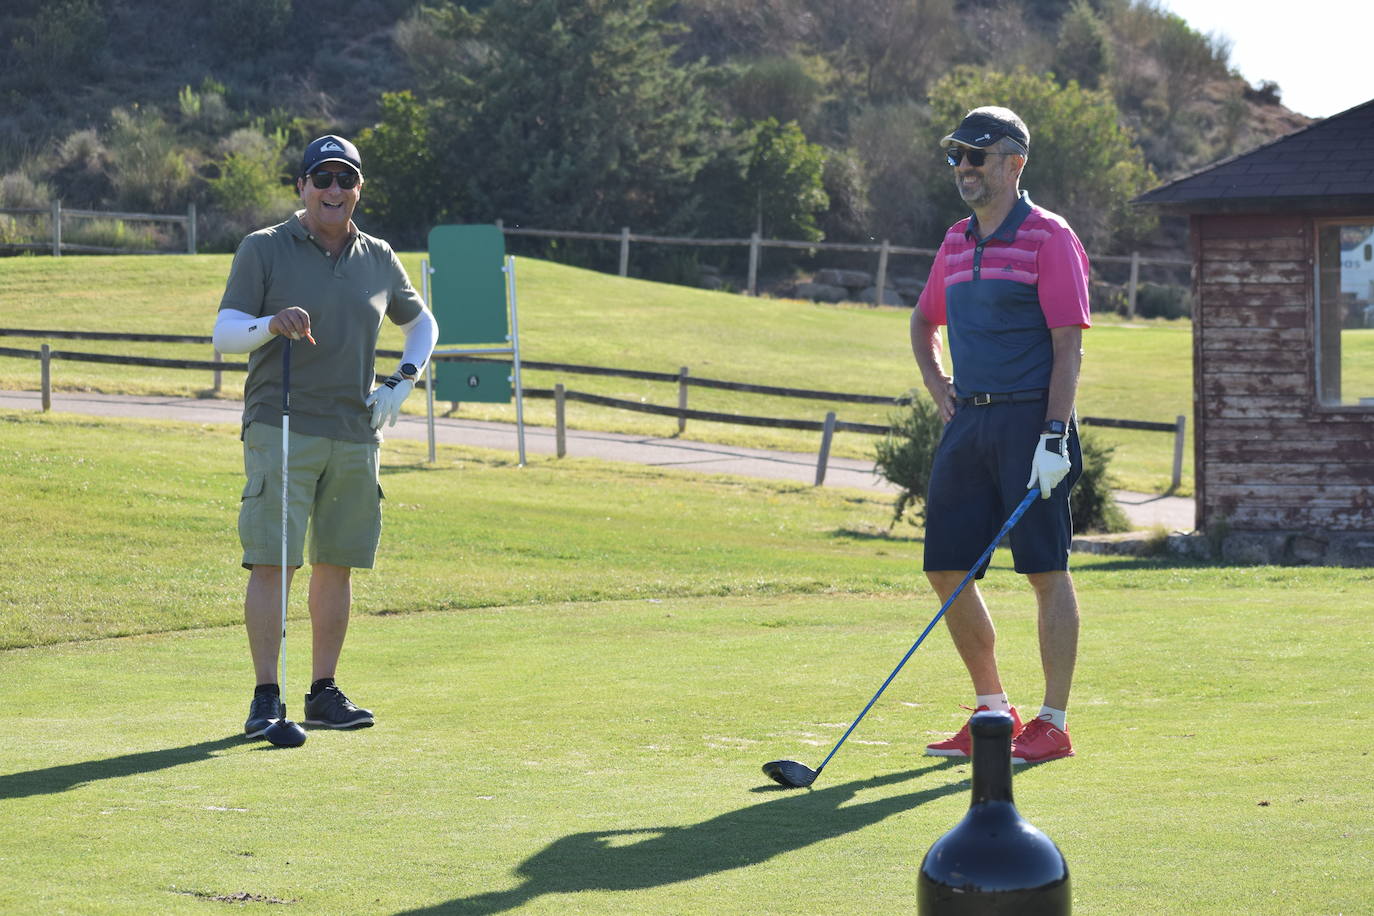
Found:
[365,372,415,429]
[1027,433,1072,499]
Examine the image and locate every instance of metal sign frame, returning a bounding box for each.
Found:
[422,253,527,466]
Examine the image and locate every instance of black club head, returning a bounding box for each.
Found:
[762,759,818,788]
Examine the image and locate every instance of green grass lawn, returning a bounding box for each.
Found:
[1,411,1371,914]
[0,252,1193,494]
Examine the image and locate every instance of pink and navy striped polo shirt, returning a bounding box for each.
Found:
[917,192,1091,397]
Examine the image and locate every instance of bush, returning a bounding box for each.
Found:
[874,394,1129,535]
[872,391,943,528]
[200,127,297,251]
[1070,428,1130,533]
[0,171,51,208]
[106,106,194,213]
[64,218,159,251]
[1133,282,1191,320]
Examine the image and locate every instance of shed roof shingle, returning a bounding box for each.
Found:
[1136,99,1374,206]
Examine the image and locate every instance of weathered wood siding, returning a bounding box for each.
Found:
[1194,214,1374,533]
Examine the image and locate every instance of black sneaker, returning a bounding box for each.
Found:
[303,685,374,729]
[244,693,285,738]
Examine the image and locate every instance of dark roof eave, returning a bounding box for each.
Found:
[1134,194,1374,215]
[1134,98,1374,207]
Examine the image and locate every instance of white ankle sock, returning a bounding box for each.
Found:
[976,693,1012,713]
[1038,706,1067,730]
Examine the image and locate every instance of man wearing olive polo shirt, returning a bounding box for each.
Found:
[910,107,1091,765]
[213,134,438,738]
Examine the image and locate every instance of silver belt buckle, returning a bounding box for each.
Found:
[973,393,991,406]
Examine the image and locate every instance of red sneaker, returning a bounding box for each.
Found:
[925,705,1023,757]
[1011,715,1074,764]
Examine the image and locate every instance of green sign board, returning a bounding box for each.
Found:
[433,360,512,404]
[427,224,509,345]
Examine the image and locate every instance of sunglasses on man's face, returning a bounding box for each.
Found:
[307,169,360,190]
[944,147,1011,167]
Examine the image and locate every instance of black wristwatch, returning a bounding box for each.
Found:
[400,363,419,380]
[1042,419,1066,436]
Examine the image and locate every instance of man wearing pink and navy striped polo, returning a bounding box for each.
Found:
[910,107,1091,766]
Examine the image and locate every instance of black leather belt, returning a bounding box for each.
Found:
[956,389,1048,407]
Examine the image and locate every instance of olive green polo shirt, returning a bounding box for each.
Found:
[219,211,425,444]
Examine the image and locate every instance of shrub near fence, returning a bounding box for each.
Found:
[0,328,1189,490]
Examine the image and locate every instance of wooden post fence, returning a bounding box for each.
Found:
[875,239,890,306]
[747,232,760,296]
[40,344,51,411]
[815,411,837,486]
[555,383,567,458]
[1171,414,1186,493]
[1127,250,1141,319]
[677,366,689,434]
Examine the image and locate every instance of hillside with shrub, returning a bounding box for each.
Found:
[1,0,1310,270]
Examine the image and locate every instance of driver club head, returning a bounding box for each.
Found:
[762,759,818,789]
[263,717,307,748]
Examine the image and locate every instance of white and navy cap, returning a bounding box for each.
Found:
[301,135,362,176]
[940,110,1029,152]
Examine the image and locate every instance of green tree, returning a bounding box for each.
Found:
[742,118,829,241]
[724,55,822,129]
[356,91,440,246]
[805,0,956,106]
[1056,0,1113,90]
[5,0,105,90]
[411,0,714,246]
[1154,12,1229,126]
[211,0,292,57]
[927,67,1157,251]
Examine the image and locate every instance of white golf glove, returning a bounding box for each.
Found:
[1027,433,1072,499]
[365,371,415,429]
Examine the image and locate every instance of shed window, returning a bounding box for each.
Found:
[1316,220,1374,406]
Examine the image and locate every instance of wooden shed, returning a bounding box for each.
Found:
[1136,99,1374,565]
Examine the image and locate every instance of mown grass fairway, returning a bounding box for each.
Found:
[2,411,1371,914]
[0,252,1193,494]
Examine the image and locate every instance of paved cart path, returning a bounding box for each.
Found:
[0,389,1194,532]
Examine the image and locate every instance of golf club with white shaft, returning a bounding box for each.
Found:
[762,487,1039,788]
[264,337,307,748]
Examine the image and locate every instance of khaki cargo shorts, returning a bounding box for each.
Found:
[238,422,383,570]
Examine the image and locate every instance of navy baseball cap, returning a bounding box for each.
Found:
[941,110,1029,151]
[301,135,362,176]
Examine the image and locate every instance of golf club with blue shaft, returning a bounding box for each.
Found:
[264,338,308,749]
[762,487,1039,788]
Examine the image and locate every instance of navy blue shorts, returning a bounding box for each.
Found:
[923,400,1082,576]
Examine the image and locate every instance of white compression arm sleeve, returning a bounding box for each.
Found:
[397,308,439,372]
[212,309,276,354]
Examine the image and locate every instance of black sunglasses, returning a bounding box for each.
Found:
[306,169,360,190]
[944,147,1009,167]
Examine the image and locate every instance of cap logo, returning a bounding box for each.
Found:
[320,141,344,152]
[975,133,992,143]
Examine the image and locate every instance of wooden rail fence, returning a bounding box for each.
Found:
[496,221,1191,319]
[0,329,1189,490]
[0,201,197,255]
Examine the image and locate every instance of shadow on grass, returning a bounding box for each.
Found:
[828,526,919,542]
[0,735,252,799]
[397,761,965,915]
